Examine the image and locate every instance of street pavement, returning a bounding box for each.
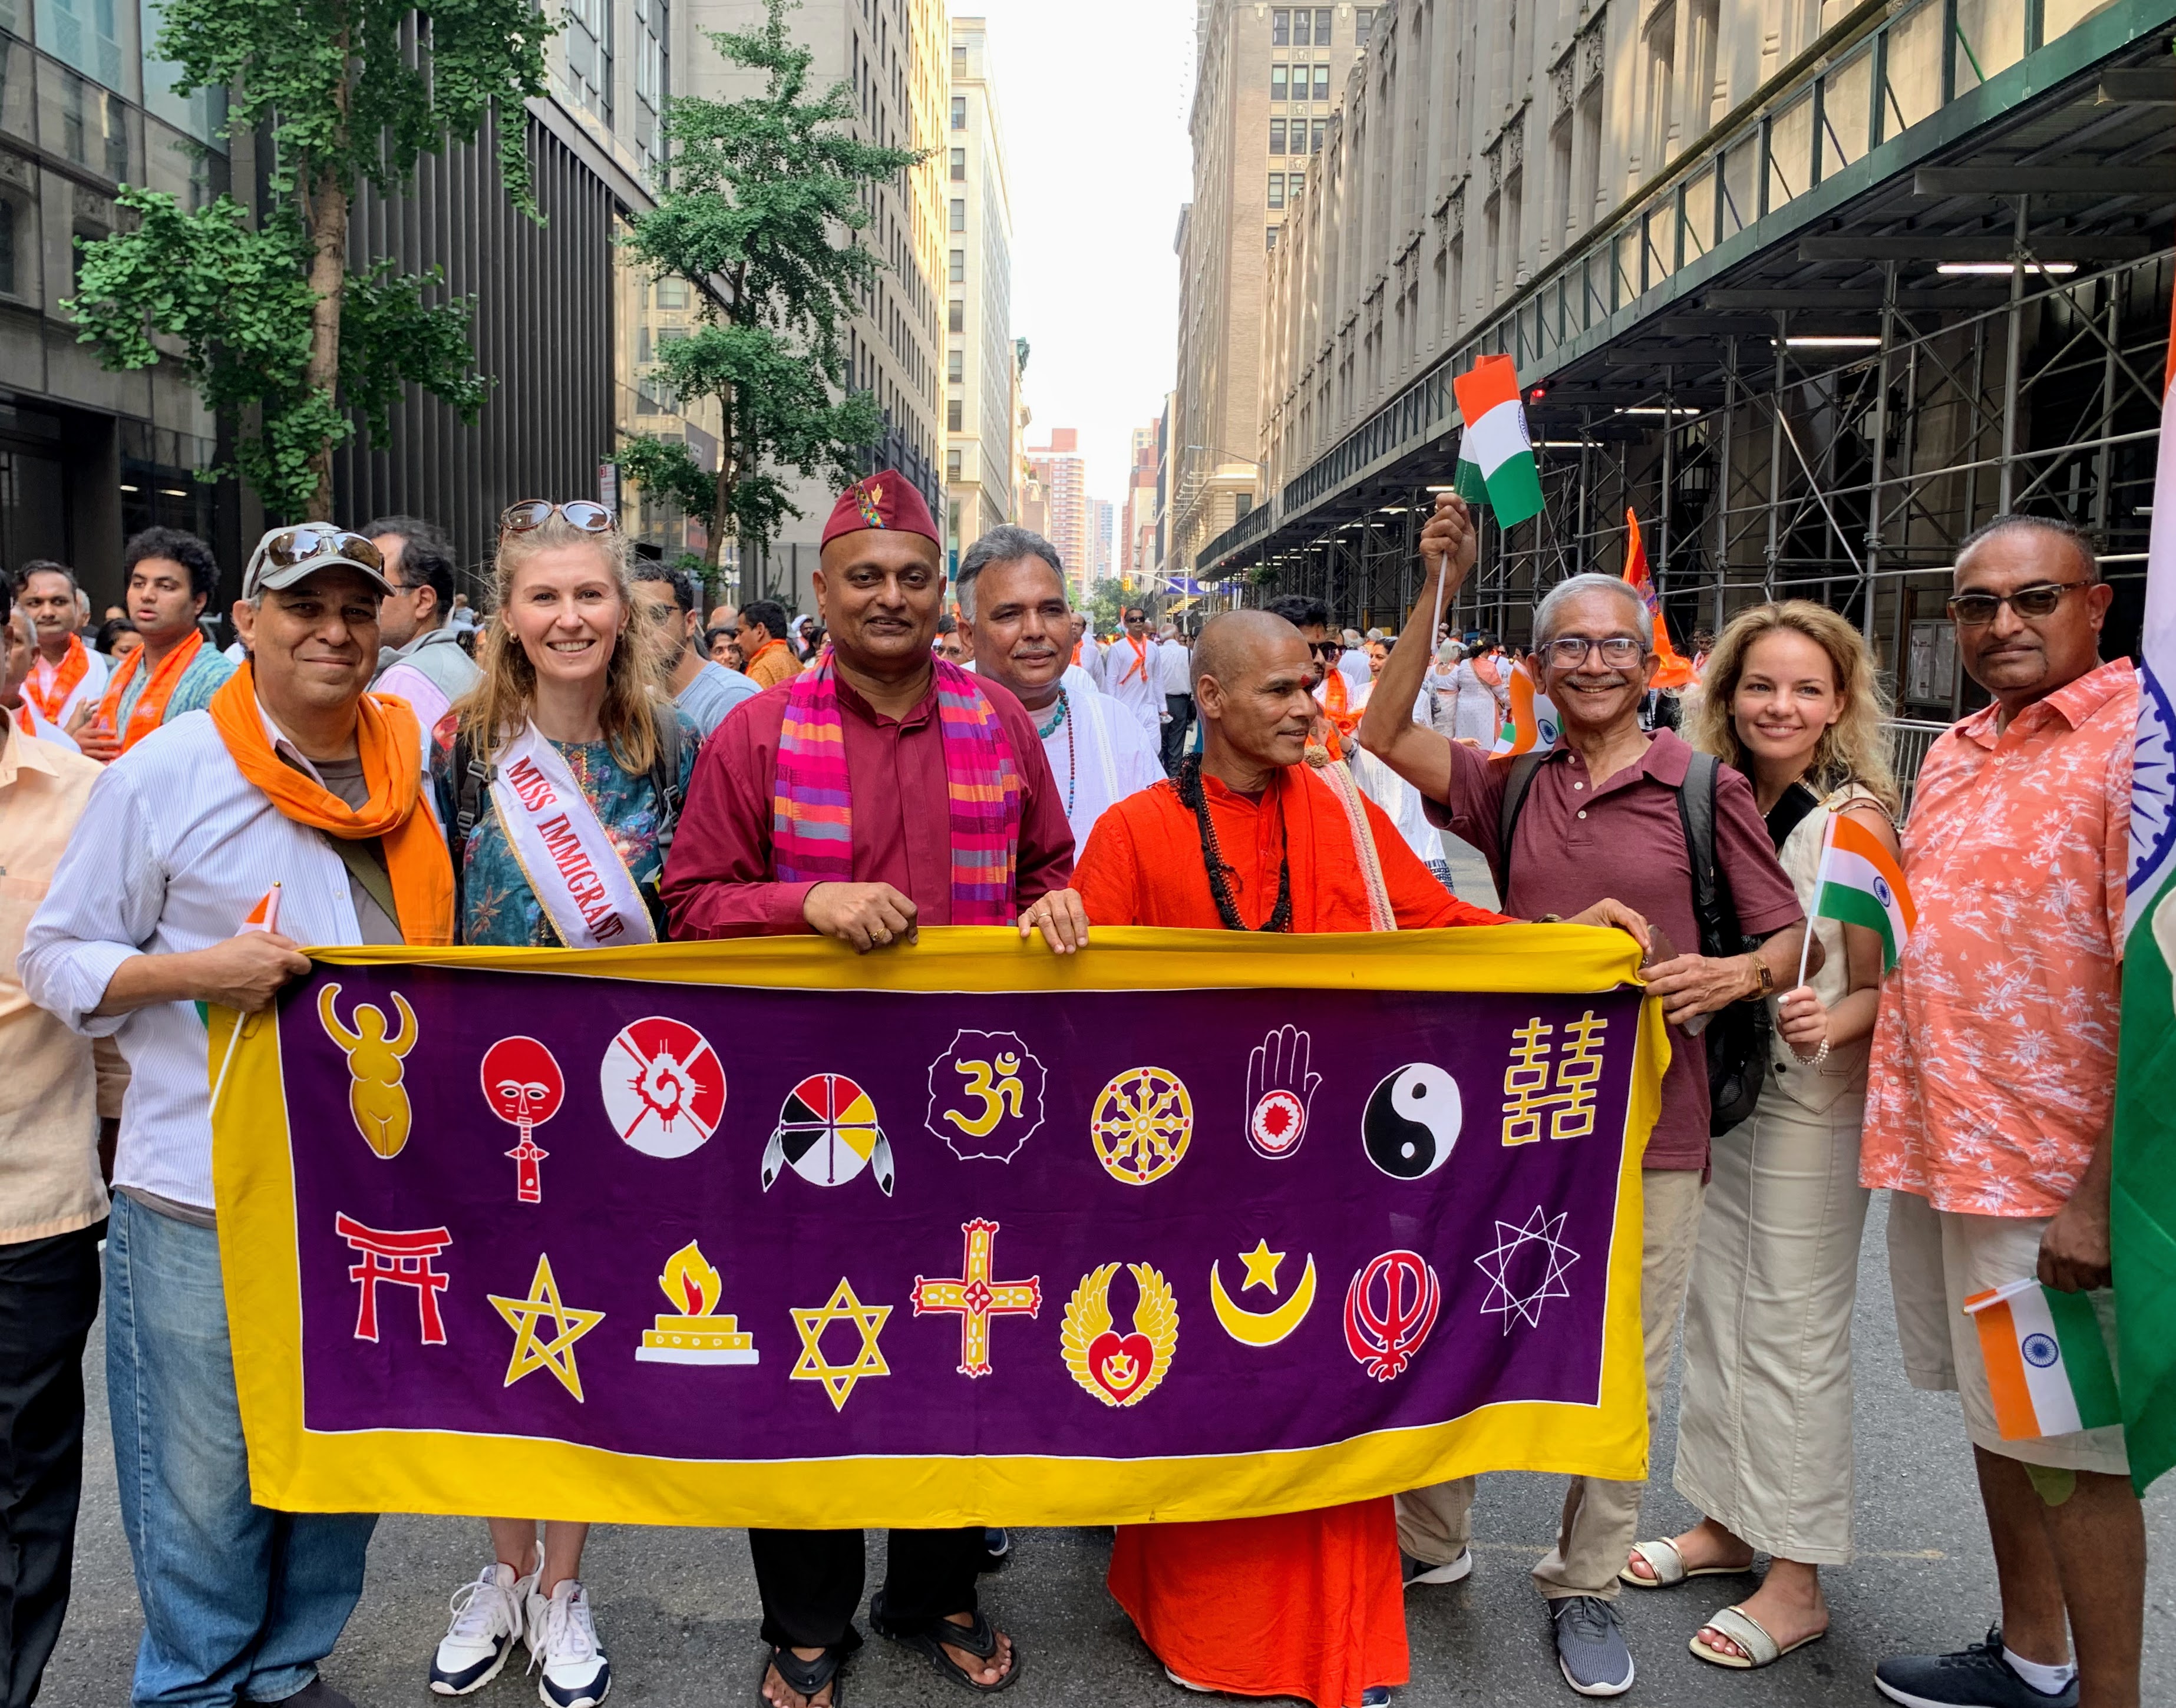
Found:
[35,841,2176,1707]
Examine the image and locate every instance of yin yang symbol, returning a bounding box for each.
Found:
[1362,1064,1462,1180]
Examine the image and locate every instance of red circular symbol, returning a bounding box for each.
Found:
[1249,1089,1307,1158]
[481,1036,564,1127]
[600,1016,727,1158]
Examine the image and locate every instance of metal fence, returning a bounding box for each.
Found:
[1886,718,1954,813]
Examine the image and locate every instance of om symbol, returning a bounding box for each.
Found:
[926,1030,1046,1162]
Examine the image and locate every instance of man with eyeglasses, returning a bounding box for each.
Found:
[366,514,480,739]
[1361,493,1805,1700]
[1861,516,2143,1708]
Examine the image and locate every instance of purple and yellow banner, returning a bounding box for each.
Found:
[213,925,1666,1528]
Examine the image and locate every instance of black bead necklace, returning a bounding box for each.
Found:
[1176,755,1292,933]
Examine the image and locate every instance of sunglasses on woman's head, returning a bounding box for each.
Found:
[499,500,618,536]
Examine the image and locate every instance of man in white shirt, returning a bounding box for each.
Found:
[22,524,454,1708]
[630,560,759,738]
[13,562,109,732]
[1097,604,1163,741]
[957,527,1162,855]
[1156,625,1194,776]
[366,514,481,737]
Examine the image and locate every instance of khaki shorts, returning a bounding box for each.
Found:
[1885,1189,2128,1475]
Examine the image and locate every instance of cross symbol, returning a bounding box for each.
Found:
[913,1218,1041,1378]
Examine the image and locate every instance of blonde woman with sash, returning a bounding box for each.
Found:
[1622,600,1902,1673]
[425,501,694,1708]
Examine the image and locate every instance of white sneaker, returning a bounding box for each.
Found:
[429,1559,534,1695]
[527,1578,610,1707]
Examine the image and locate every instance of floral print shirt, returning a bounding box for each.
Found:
[433,721,699,948]
[1861,658,2135,1216]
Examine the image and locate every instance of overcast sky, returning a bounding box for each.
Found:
[959,0,1196,509]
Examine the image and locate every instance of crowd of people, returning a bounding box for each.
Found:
[0,473,2144,1708]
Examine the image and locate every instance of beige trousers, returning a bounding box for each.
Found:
[1672,1092,1870,1565]
[1396,1167,1706,1600]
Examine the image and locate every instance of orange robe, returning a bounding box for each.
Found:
[1076,761,1507,1707]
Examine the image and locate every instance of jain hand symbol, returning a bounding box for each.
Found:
[1245,1024,1322,1159]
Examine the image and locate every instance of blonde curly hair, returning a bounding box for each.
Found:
[1689,600,1900,817]
[453,512,659,775]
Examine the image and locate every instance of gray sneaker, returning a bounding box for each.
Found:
[1874,1628,2078,1707]
[1551,1596,1634,1697]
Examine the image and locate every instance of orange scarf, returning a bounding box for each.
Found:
[28,634,90,722]
[206,665,455,946]
[97,629,205,753]
[1118,635,1150,685]
[1320,665,1359,741]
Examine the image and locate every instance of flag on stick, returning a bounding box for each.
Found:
[1452,356,1543,526]
[1807,814,1915,973]
[1963,1278,2122,1442]
[1490,660,1559,757]
[1622,510,1696,691]
[2111,290,2176,1493]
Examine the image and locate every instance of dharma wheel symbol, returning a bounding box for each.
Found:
[1089,1066,1194,1185]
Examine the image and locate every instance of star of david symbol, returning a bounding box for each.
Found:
[489,1253,605,1401]
[790,1278,893,1410]
[1474,1205,1581,1334]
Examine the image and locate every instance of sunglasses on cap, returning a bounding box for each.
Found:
[500,500,618,536]
[253,526,385,576]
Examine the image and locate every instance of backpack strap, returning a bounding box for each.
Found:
[1495,749,1550,893]
[446,730,496,919]
[1672,748,1748,959]
[646,702,685,855]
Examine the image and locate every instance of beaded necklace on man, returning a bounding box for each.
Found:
[1034,688,1077,818]
[1175,755,1292,932]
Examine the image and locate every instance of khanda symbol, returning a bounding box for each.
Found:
[318,984,419,1158]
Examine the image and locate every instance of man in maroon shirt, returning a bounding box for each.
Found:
[663,473,1079,1708]
[1360,494,1806,1700]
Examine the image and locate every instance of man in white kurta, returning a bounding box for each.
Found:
[1096,604,1164,741]
[957,528,1163,854]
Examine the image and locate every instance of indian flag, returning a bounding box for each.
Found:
[1809,814,1914,970]
[1490,660,1560,756]
[239,884,282,934]
[2111,286,2176,1492]
[1451,355,1543,526]
[1963,1278,2121,1442]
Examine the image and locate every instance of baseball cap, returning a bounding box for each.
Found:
[242,524,397,600]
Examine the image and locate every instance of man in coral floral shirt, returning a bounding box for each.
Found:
[1864,516,2141,1708]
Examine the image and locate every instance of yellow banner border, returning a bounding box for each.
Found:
[214,924,1665,1526]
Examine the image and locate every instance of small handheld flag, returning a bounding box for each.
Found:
[1452,356,1543,527]
[1622,510,1696,690]
[1797,814,1915,989]
[1963,1277,2121,1442]
[209,886,285,1112]
[239,885,282,935]
[1490,661,1560,757]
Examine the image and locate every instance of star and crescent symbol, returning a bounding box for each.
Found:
[489,1253,605,1402]
[789,1278,892,1410]
[1209,1238,1319,1347]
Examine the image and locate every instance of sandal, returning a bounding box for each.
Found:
[869,1593,1021,1694]
[1618,1536,1752,1589]
[1689,1604,1827,1670]
[760,1643,847,1708]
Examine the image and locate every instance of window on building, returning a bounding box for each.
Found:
[1312,64,1330,101]
[949,249,965,282]
[1311,117,1327,153]
[950,94,966,129]
[1356,8,1375,45]
[632,0,667,169]
[1267,173,1285,209]
[1270,64,1286,101]
[656,277,688,309]
[1289,167,1305,200]
[949,146,965,181]
[949,198,965,232]
[1292,7,1310,44]
[947,349,963,382]
[1272,8,1289,45]
[1266,226,1279,250]
[948,299,964,332]
[1314,8,1332,44]
[953,43,966,75]
[1269,116,1286,153]
[563,0,613,125]
[0,200,15,298]
[947,448,963,480]
[947,398,963,431]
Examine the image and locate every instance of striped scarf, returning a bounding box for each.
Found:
[772,650,1023,924]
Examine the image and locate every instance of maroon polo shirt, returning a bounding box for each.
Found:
[1425,728,1802,1170]
[661,668,1075,937]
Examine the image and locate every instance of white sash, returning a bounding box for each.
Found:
[488,722,658,949]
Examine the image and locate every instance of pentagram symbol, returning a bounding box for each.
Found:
[600,1016,727,1158]
[1474,1205,1581,1334]
[789,1278,892,1411]
[489,1254,605,1401]
[1089,1066,1193,1184]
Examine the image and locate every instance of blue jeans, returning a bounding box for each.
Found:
[105,1192,376,1706]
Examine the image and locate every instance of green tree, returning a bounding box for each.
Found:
[67,0,552,520]
[616,0,920,569]
[1087,577,1128,631]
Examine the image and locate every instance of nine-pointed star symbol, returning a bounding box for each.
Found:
[1474,1205,1580,1333]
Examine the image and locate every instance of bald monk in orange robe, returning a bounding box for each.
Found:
[1075,610,1646,1706]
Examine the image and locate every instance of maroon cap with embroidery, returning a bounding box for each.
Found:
[820,471,941,548]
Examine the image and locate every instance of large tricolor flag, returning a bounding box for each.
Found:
[1963,1278,2122,1442]
[1622,510,1696,690]
[2110,290,2176,1494]
[1807,813,1915,971]
[1452,355,1543,526]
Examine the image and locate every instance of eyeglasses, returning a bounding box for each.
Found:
[1945,581,2089,627]
[1310,640,1344,658]
[254,527,385,576]
[1541,635,1644,668]
[500,500,618,536]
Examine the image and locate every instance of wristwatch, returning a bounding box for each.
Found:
[1748,954,1774,999]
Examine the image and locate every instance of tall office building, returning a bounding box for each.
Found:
[942,16,1013,567]
[1089,497,1114,583]
[1025,426,1088,595]
[1167,1,1369,574]
[686,0,946,602]
[1118,424,1158,588]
